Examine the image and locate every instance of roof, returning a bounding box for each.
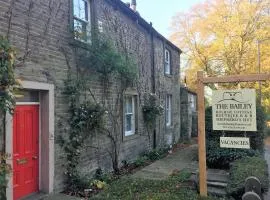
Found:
[104,0,182,53]
[181,86,197,95]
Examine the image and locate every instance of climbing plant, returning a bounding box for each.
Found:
[142,93,163,147]
[59,78,105,192]
[0,36,17,114]
[60,36,138,192]
[0,36,17,200]
[0,153,11,200]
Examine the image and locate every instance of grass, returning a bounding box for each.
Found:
[90,170,222,200]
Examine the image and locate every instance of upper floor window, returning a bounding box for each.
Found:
[165,94,172,126]
[164,49,171,75]
[73,0,91,42]
[124,95,137,136]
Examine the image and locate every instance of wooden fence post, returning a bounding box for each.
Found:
[197,71,207,196]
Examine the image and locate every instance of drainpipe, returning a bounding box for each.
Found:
[150,22,157,148]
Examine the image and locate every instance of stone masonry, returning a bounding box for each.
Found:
[0,0,181,193]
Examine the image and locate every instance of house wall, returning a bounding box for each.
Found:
[180,86,198,140]
[0,0,181,192]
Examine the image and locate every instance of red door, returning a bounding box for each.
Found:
[13,105,39,200]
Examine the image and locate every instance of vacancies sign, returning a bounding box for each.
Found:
[212,89,257,131]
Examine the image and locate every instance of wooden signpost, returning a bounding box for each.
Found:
[197,71,270,197]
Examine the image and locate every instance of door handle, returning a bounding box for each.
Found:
[32,156,38,160]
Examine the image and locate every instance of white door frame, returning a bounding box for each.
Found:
[5,81,54,200]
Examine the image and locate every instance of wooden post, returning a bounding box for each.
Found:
[196,72,270,197]
[197,71,207,196]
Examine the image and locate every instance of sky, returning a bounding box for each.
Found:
[122,0,203,38]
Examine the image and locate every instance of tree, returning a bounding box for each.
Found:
[170,0,270,112]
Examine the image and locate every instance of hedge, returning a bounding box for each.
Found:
[205,104,266,168]
[226,156,269,199]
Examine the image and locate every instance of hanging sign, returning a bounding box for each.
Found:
[212,89,257,131]
[220,137,250,149]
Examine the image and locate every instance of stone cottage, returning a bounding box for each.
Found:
[0,0,182,199]
[180,86,198,140]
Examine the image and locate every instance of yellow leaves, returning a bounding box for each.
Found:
[8,50,16,66]
[170,0,270,101]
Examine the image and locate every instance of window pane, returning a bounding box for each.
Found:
[125,96,133,113]
[74,19,87,41]
[15,90,39,102]
[74,0,88,21]
[125,114,132,132]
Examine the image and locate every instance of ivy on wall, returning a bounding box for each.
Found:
[142,93,163,148]
[60,36,138,192]
[0,36,17,114]
[0,36,17,200]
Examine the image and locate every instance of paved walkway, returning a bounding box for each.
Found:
[132,144,198,180]
[36,143,198,200]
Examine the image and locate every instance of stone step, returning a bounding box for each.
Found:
[208,186,227,197]
[207,181,227,188]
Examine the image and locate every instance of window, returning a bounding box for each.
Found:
[124,95,137,136]
[73,0,91,42]
[165,95,172,126]
[164,49,171,75]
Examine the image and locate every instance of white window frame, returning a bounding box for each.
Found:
[165,95,172,127]
[73,0,91,42]
[164,49,171,75]
[124,95,136,136]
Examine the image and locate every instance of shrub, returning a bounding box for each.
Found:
[226,156,269,199]
[205,104,266,168]
[206,138,260,169]
[0,154,11,200]
[134,156,147,167]
[142,148,168,161]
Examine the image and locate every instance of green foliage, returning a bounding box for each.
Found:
[61,36,138,192]
[60,78,106,193]
[206,139,260,169]
[79,37,138,88]
[142,93,163,129]
[142,148,169,161]
[134,156,147,167]
[0,153,11,200]
[227,156,269,199]
[205,105,266,168]
[0,36,17,114]
[91,169,221,200]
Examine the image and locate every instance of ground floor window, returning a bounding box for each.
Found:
[124,95,137,136]
[166,94,172,126]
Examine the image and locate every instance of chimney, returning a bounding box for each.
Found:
[130,0,136,12]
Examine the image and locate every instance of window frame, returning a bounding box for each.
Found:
[165,94,172,127]
[164,49,171,75]
[124,95,137,136]
[72,0,91,42]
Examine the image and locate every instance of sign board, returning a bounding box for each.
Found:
[212,89,257,131]
[220,137,250,149]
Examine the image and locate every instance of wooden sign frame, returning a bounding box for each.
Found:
[197,71,270,197]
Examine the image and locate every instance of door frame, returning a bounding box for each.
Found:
[5,81,54,200]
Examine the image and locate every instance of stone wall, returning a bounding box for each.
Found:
[0,0,181,192]
[180,86,197,140]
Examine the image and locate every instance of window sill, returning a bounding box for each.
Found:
[123,132,139,142]
[166,124,173,129]
[164,74,173,78]
[69,39,91,50]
